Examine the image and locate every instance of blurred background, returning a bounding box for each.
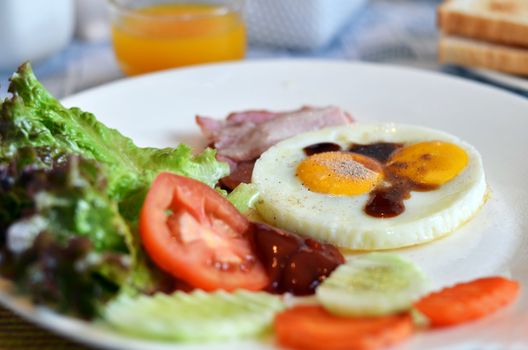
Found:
[0,0,527,99]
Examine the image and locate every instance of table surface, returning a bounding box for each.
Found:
[0,0,527,349]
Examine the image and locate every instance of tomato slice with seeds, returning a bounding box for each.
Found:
[139,173,269,291]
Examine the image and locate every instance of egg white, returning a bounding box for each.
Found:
[251,123,487,250]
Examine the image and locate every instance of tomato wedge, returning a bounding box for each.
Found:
[139,173,269,291]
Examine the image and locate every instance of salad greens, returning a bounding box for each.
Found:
[226,183,259,214]
[1,63,229,200]
[0,150,131,317]
[0,149,128,253]
[0,63,229,318]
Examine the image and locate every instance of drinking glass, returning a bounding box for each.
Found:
[109,0,246,76]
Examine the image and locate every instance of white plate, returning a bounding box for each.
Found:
[1,59,528,349]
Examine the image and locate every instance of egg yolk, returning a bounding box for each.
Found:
[296,152,383,196]
[387,141,468,186]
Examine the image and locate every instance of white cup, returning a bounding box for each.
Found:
[0,0,75,72]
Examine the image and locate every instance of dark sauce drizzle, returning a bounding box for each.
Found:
[348,142,403,162]
[303,142,342,156]
[364,170,438,218]
[302,141,438,218]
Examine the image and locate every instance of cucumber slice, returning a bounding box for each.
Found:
[104,290,285,342]
[316,253,429,317]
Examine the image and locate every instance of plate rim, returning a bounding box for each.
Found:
[61,58,528,106]
[2,58,528,350]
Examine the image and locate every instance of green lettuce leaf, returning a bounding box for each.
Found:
[3,231,129,319]
[227,183,259,214]
[1,63,229,203]
[0,149,128,253]
[0,152,132,318]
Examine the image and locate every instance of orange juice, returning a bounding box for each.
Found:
[111,3,246,75]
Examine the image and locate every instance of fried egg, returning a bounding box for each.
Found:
[251,123,487,250]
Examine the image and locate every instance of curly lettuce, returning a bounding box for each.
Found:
[0,63,229,317]
[1,63,228,200]
[0,152,130,318]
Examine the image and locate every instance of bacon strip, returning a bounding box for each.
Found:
[196,106,354,189]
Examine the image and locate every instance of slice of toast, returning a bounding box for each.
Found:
[439,35,528,76]
[439,0,528,47]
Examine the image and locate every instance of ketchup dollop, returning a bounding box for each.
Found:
[251,223,345,296]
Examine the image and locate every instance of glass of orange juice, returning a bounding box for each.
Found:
[108,0,246,76]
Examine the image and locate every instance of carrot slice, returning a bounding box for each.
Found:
[274,305,413,350]
[414,276,520,327]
